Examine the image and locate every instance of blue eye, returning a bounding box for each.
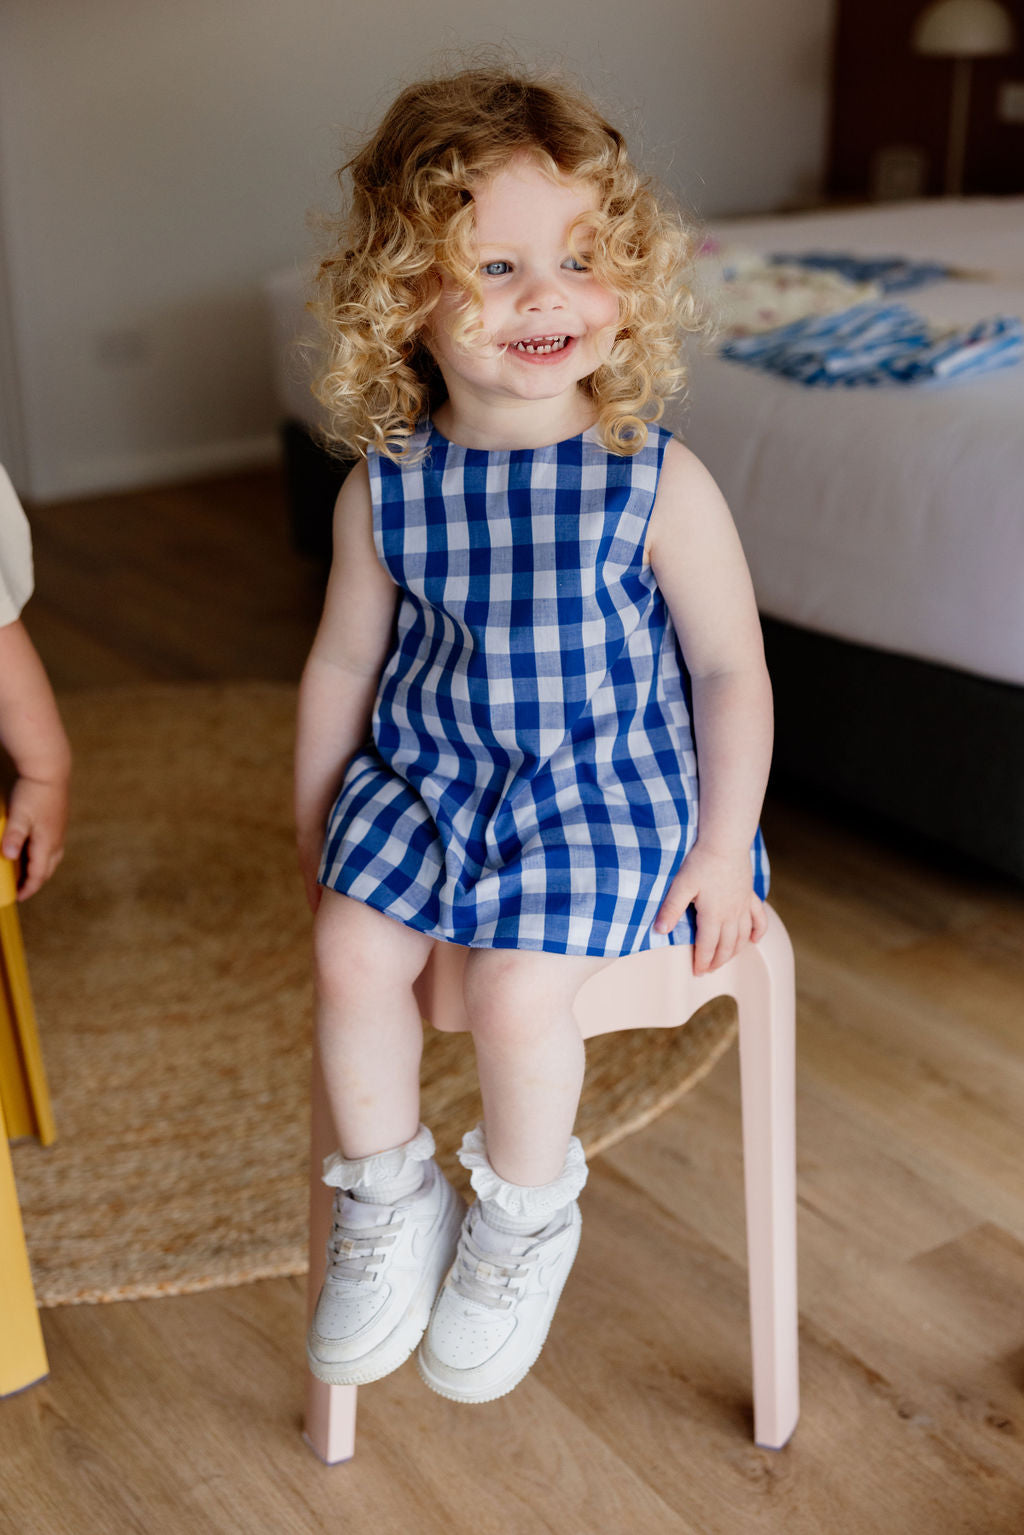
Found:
[481,261,511,277]
[563,256,591,272]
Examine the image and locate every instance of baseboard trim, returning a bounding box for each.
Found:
[30,434,281,502]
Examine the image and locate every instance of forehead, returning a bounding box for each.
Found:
[471,158,600,244]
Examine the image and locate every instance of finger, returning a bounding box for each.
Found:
[709,920,739,972]
[657,878,696,933]
[655,882,696,935]
[734,910,753,954]
[16,842,45,901]
[693,916,720,975]
[750,897,768,941]
[1,820,27,864]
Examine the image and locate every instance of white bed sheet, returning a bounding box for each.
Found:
[673,198,1024,687]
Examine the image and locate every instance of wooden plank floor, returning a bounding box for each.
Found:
[21,467,324,689]
[4,469,1024,1534]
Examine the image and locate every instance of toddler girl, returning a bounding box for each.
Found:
[295,66,772,1404]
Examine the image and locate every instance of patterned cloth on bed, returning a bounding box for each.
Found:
[766,252,952,293]
[700,246,881,336]
[719,302,1023,387]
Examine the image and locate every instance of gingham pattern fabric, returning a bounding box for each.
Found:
[319,421,770,957]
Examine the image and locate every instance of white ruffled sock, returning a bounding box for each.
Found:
[321,1123,435,1206]
[457,1123,588,1239]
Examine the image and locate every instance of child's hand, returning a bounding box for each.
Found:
[654,843,766,975]
[2,775,69,901]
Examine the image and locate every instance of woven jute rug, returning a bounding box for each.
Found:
[11,683,736,1307]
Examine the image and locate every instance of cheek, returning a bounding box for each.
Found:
[421,319,447,369]
[425,286,493,360]
[589,287,621,333]
[474,288,504,331]
[426,289,457,345]
[424,309,468,369]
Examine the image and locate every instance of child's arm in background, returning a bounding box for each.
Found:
[647,440,774,974]
[294,461,400,911]
[0,619,71,899]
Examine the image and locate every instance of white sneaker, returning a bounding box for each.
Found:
[307,1159,465,1386]
[417,1201,581,1403]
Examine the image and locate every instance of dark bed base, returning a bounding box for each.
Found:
[762,618,1024,883]
[280,418,1024,884]
[281,419,357,561]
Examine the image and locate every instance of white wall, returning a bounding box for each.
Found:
[0,0,836,501]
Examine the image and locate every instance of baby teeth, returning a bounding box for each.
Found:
[512,336,569,354]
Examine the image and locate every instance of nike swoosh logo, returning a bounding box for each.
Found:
[410,1213,458,1265]
[534,1239,577,1290]
[409,1224,433,1263]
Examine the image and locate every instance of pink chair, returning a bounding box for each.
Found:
[304,904,798,1459]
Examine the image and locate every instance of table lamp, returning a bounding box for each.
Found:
[911,0,1017,194]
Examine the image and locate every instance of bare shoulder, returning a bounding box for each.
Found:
[644,435,762,672]
[658,434,715,487]
[313,456,397,669]
[647,438,732,550]
[326,458,385,572]
[332,457,371,529]
[322,458,393,607]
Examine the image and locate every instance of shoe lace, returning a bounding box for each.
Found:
[326,1212,400,1283]
[449,1229,531,1312]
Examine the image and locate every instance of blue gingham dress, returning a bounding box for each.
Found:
[319,420,769,957]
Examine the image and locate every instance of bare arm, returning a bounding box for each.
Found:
[646,439,774,972]
[294,461,400,910]
[0,618,72,899]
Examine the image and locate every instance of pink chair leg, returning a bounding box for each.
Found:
[734,909,799,1449]
[303,1040,357,1464]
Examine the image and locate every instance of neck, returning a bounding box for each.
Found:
[432,389,597,451]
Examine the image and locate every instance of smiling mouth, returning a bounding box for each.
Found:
[509,335,572,355]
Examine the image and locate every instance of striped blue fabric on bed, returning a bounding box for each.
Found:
[766,252,951,293]
[719,302,1023,388]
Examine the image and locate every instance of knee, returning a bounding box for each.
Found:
[313,893,428,1009]
[313,923,369,1011]
[463,952,557,1050]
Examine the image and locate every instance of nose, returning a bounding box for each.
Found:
[517,268,568,314]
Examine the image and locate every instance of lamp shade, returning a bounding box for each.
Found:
[912,0,1017,56]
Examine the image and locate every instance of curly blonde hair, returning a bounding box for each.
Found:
[313,66,701,459]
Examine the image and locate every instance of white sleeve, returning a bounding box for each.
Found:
[0,463,34,625]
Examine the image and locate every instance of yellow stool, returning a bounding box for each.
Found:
[0,808,55,1396]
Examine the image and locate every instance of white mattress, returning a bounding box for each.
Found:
[674,199,1024,687]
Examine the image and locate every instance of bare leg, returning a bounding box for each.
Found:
[417,948,609,1403]
[462,949,612,1186]
[313,890,435,1158]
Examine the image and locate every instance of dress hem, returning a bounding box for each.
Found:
[316,877,698,958]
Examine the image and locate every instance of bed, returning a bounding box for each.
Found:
[264,197,1024,881]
